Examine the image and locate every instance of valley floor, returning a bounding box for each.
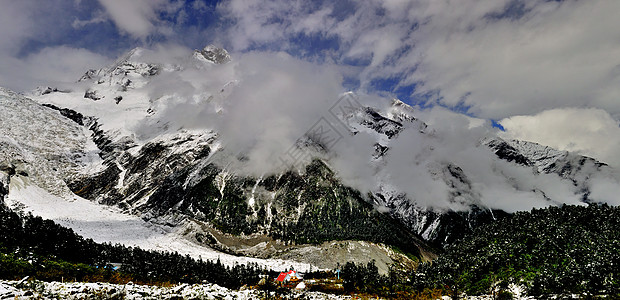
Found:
[0,280,351,300]
[1,280,555,299]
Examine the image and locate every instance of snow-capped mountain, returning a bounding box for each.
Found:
[2,45,619,271]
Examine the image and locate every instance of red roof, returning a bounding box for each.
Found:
[276,270,298,282]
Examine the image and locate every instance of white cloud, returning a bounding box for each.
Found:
[72,10,108,29]
[500,108,620,168]
[217,0,620,121]
[135,50,345,176]
[192,1,208,12]
[589,176,620,206]
[326,104,586,212]
[402,1,620,120]
[211,52,345,175]
[217,0,290,50]
[215,0,620,180]
[96,0,173,39]
[0,46,110,92]
[25,46,110,85]
[0,0,37,54]
[0,0,111,91]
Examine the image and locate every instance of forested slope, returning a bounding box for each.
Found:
[413,204,620,297]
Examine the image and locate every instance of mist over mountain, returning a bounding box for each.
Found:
[57,45,620,212]
[1,46,618,261]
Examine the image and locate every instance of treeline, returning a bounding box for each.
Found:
[334,261,439,299]
[3,199,618,298]
[412,204,620,298]
[0,204,262,288]
[333,204,620,299]
[341,261,402,294]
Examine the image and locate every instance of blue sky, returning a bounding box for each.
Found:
[13,0,221,59]
[1,0,620,166]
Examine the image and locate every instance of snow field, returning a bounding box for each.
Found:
[6,176,315,272]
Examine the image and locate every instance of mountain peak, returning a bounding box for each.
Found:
[386,98,423,126]
[194,45,231,64]
[77,47,161,88]
[104,47,149,73]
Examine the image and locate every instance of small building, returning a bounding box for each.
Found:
[96,263,122,270]
[276,270,302,283]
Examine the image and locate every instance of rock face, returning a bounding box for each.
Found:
[0,171,8,203]
[0,161,13,203]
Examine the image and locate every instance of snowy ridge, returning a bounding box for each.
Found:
[79,47,159,90]
[386,98,425,128]
[505,139,569,172]
[484,137,616,201]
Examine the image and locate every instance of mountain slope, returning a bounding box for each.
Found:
[0,88,99,197]
[1,84,432,272]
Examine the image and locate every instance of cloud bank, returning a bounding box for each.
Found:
[133,49,345,176]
